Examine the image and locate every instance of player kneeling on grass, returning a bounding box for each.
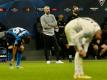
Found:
[65,17,102,79]
[6,27,31,69]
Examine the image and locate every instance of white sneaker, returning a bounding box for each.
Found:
[46,61,51,64]
[56,60,64,64]
[16,66,24,69]
[74,75,92,79]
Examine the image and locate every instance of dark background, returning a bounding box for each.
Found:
[0,0,107,60]
[0,0,107,37]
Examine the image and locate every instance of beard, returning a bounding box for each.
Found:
[46,12,50,15]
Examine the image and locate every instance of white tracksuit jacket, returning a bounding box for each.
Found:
[65,17,101,51]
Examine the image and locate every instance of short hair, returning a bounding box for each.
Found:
[43,6,50,10]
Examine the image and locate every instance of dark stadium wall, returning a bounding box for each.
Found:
[0,0,107,37]
[0,0,106,51]
[76,0,107,25]
[0,0,106,59]
[0,0,45,38]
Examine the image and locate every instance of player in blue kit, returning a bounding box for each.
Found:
[6,27,31,69]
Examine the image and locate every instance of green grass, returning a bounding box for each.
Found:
[0,60,107,80]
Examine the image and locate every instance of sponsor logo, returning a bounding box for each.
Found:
[90,7,99,11]
[36,8,44,12]
[51,8,58,12]
[64,8,71,12]
[11,7,19,13]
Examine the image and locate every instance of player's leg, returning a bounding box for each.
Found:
[16,51,22,67]
[74,51,91,79]
[65,31,83,76]
[12,45,17,62]
[74,51,84,77]
[83,39,90,53]
[76,40,91,79]
[7,46,14,69]
[6,34,16,67]
[74,38,85,77]
[43,34,51,64]
[74,39,92,79]
[16,45,24,68]
[52,36,63,63]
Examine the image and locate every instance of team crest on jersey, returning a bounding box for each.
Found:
[98,0,105,6]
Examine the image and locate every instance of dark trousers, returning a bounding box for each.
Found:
[43,34,60,61]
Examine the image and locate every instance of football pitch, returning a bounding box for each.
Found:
[0,60,107,80]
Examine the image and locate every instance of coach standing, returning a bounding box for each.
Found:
[40,6,63,64]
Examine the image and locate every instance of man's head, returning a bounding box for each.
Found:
[72,5,79,13]
[44,6,50,15]
[58,14,64,21]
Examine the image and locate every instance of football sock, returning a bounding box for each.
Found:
[74,52,84,76]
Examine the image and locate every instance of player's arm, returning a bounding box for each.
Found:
[48,15,57,28]
[99,40,107,56]
[12,38,19,62]
[40,16,51,29]
[18,40,25,52]
[73,30,86,57]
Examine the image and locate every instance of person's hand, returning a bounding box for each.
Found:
[101,44,107,49]
[48,24,56,28]
[93,45,98,50]
[79,50,86,57]
[8,45,13,49]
